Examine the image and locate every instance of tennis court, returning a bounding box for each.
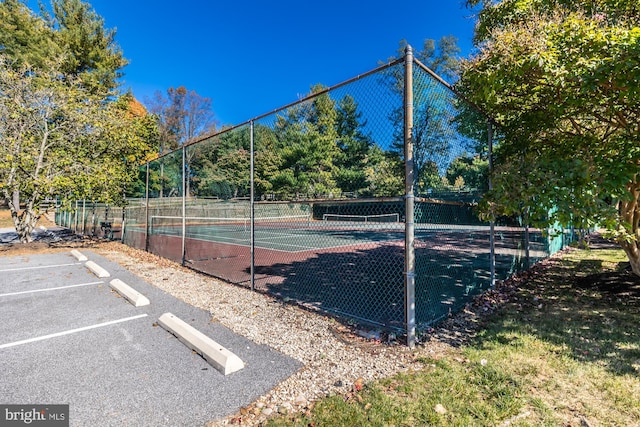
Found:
[53,47,583,344]
[120,211,546,330]
[140,214,543,257]
[147,213,405,253]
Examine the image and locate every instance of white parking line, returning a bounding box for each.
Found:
[0,262,81,273]
[0,314,148,350]
[0,281,103,298]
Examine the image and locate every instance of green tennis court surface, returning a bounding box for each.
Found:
[146,214,408,252]
[122,214,549,330]
[142,215,518,254]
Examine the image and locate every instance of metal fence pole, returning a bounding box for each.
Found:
[181,145,187,265]
[524,207,530,269]
[145,162,150,252]
[404,45,416,348]
[91,203,96,236]
[81,200,86,235]
[250,121,256,292]
[74,200,78,233]
[488,120,496,287]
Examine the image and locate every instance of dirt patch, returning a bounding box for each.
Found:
[0,228,102,256]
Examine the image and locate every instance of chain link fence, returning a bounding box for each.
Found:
[57,48,581,346]
[55,201,124,240]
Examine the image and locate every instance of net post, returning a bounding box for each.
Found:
[250,121,255,292]
[404,45,416,349]
[488,120,496,287]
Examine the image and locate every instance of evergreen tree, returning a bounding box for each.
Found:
[46,0,127,96]
[272,85,341,198]
[334,94,374,195]
[0,0,59,68]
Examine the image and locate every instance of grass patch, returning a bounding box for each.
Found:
[266,245,640,426]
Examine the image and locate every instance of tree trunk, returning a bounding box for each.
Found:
[620,240,640,277]
[14,211,38,243]
[3,190,39,243]
[12,190,20,211]
[618,178,640,276]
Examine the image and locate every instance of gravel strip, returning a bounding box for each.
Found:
[0,228,513,426]
[0,219,582,425]
[92,242,461,426]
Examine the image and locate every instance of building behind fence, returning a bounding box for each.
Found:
[56,47,579,347]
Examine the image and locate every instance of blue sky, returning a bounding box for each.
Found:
[33,1,479,125]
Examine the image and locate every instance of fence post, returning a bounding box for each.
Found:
[404,45,416,348]
[181,145,187,265]
[488,120,496,287]
[145,162,150,252]
[74,200,78,233]
[524,207,530,269]
[81,200,86,235]
[91,202,96,236]
[250,121,256,292]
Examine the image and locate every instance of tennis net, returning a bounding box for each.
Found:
[150,214,312,233]
[321,213,400,223]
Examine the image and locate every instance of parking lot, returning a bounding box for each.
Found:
[0,249,301,426]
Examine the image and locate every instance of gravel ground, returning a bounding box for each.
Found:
[94,242,430,426]
[2,220,513,426]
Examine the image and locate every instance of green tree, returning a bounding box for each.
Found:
[197,149,250,199]
[46,0,127,96]
[189,127,250,199]
[446,154,489,192]
[0,0,59,69]
[364,146,404,197]
[460,0,640,274]
[0,0,156,242]
[252,127,279,199]
[0,58,155,241]
[272,85,341,198]
[389,37,462,194]
[0,0,127,93]
[334,94,375,195]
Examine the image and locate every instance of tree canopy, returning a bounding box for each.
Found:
[0,0,157,241]
[146,37,489,204]
[459,0,640,274]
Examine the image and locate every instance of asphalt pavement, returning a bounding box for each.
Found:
[0,248,301,426]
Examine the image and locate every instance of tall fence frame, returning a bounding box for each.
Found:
[58,46,579,348]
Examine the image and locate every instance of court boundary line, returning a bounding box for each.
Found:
[145,224,521,255]
[177,233,404,255]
